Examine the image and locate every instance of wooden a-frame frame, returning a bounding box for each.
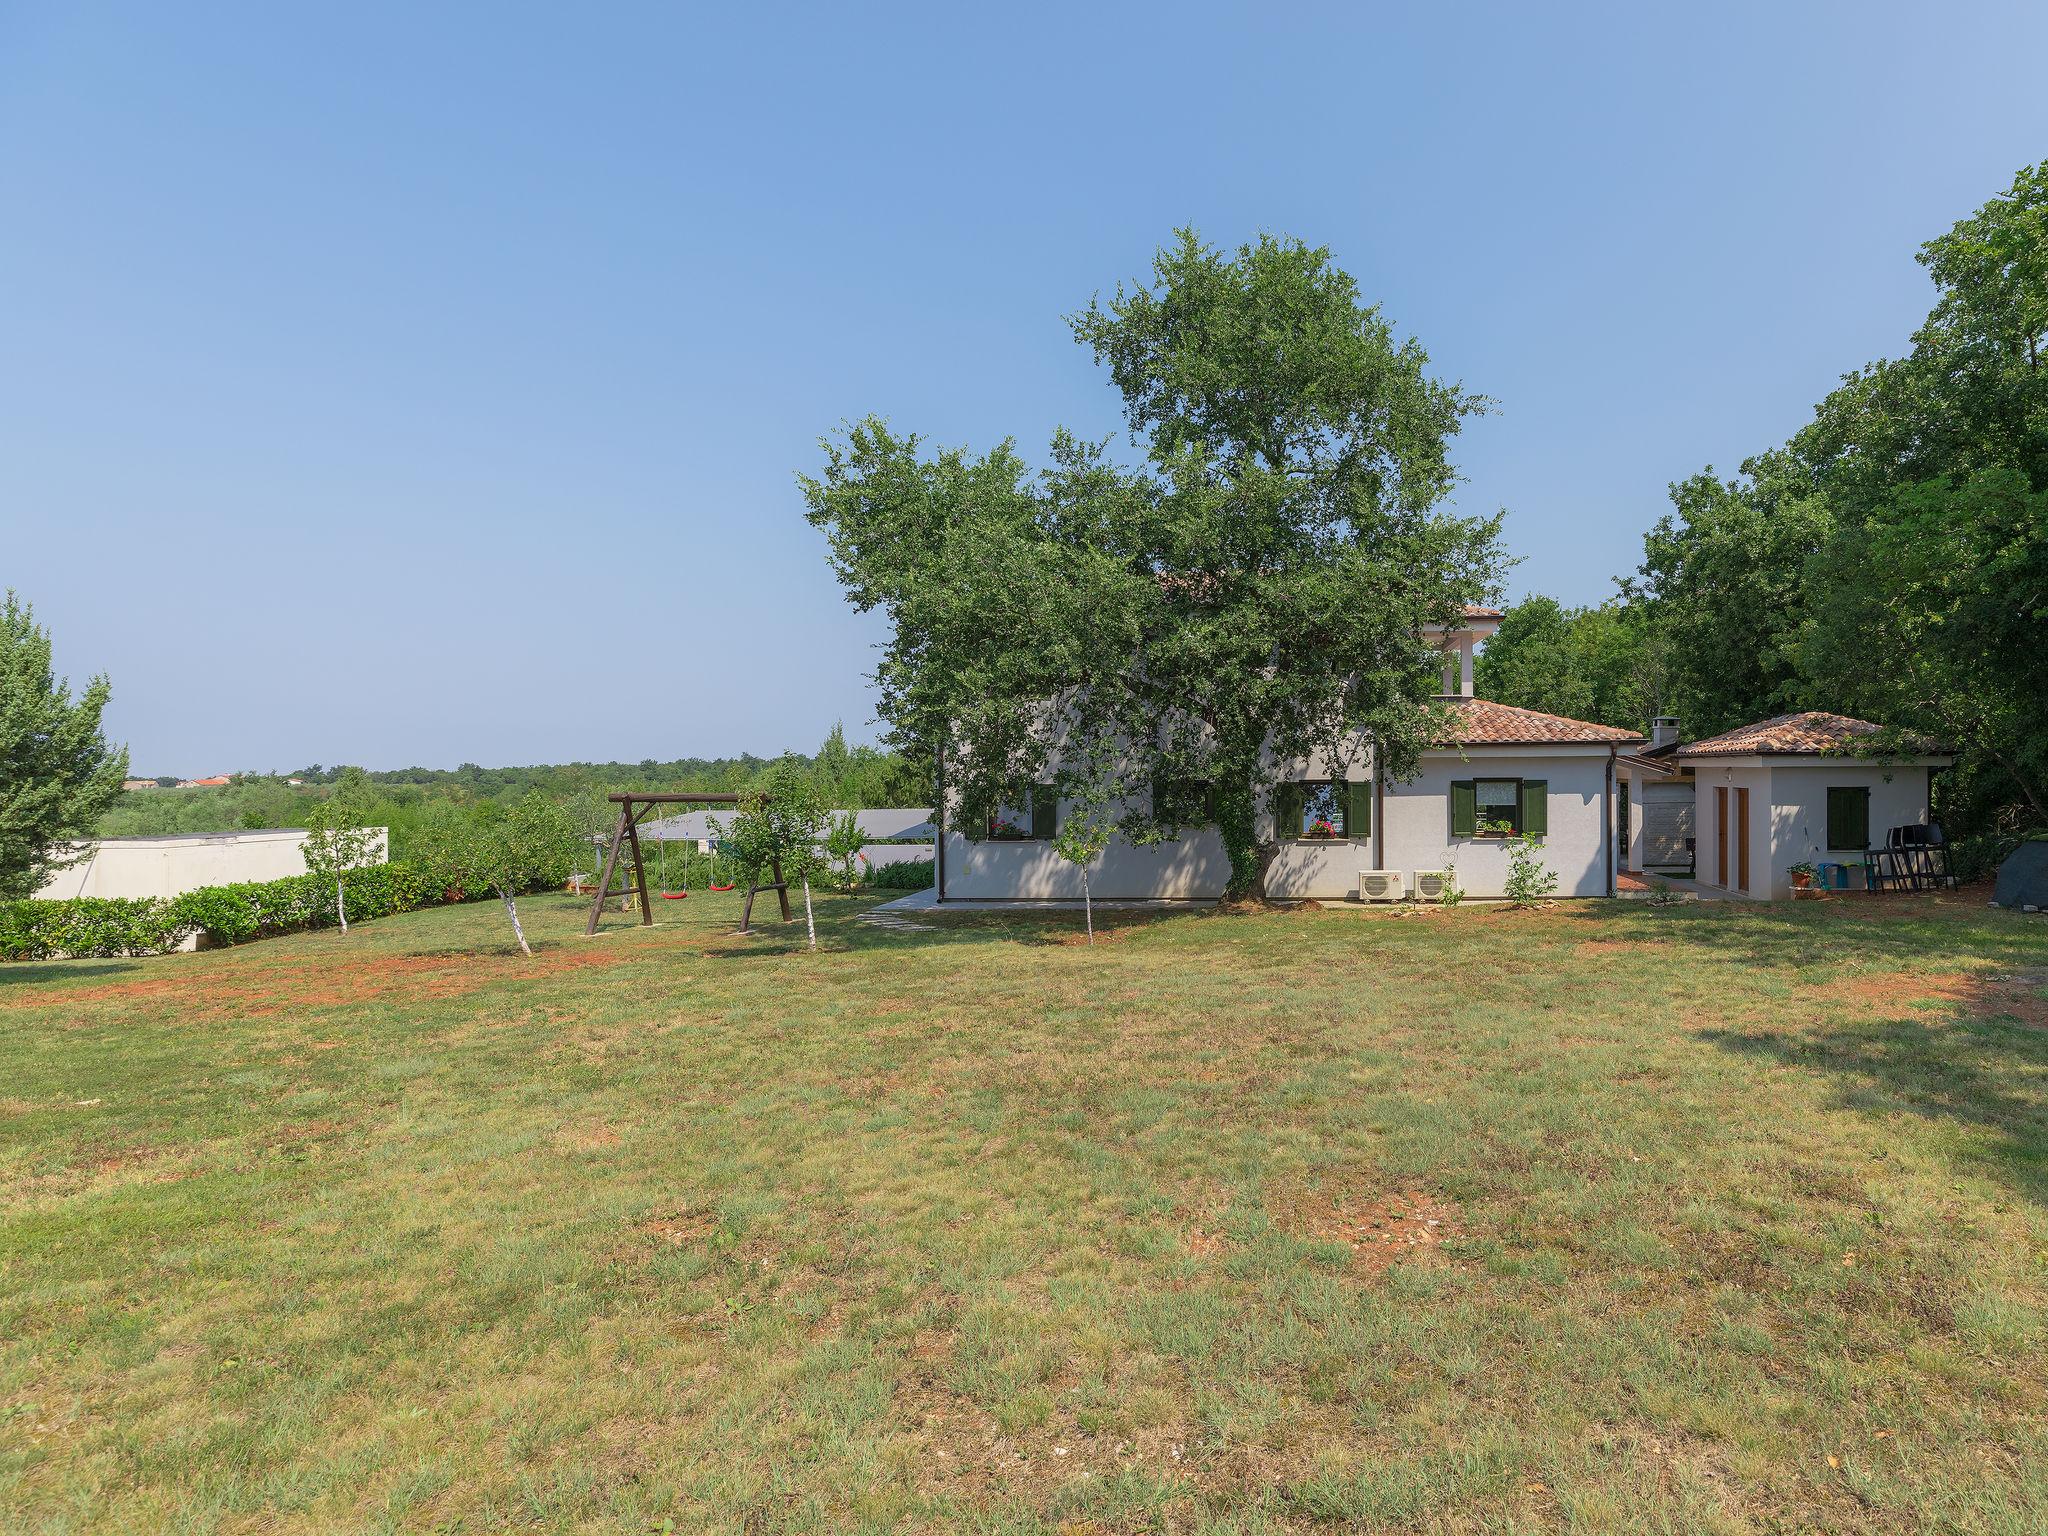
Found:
[583,792,791,937]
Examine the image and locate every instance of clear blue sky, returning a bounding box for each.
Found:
[5,3,2043,774]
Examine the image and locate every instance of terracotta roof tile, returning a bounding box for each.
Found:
[1462,604,1504,620]
[1673,711,1947,757]
[1439,698,1644,747]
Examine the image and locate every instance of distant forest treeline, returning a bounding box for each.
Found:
[99,725,931,860]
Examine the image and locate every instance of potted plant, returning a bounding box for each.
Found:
[1788,860,1820,895]
[1304,817,1339,840]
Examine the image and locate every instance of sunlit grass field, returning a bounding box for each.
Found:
[3,885,2046,1533]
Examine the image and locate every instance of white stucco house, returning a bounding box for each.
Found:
[935,608,1647,903]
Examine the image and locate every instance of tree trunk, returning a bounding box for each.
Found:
[502,891,532,956]
[1215,779,1279,901]
[802,878,816,950]
[1082,866,1093,944]
[336,879,348,934]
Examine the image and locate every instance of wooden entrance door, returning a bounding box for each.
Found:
[1736,787,1751,893]
[1715,786,1728,886]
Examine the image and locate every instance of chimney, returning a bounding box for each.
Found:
[1651,716,1680,750]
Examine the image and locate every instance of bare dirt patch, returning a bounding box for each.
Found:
[1576,938,1670,958]
[5,944,635,1021]
[640,1211,717,1247]
[1812,969,2048,1028]
[1266,1182,1461,1276]
[554,1122,623,1153]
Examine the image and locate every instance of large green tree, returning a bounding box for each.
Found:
[1628,159,2048,838]
[1471,595,1663,732]
[0,593,128,900]
[803,231,1503,898]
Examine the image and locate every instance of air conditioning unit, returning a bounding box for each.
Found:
[1412,869,1449,902]
[1357,869,1406,902]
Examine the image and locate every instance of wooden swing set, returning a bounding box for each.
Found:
[582,792,791,936]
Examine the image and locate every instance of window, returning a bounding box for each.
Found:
[1825,785,1870,851]
[1275,781,1373,840]
[1299,782,1346,840]
[1474,778,1520,836]
[983,785,1058,840]
[1449,779,1548,839]
[1150,775,1216,829]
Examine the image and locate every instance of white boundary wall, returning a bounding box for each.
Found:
[34,828,390,902]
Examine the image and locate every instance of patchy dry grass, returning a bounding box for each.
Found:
[2,887,2047,1533]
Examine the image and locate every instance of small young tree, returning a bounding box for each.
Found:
[1502,830,1558,908]
[300,792,380,934]
[0,592,129,900]
[1052,799,1113,945]
[464,792,577,955]
[713,758,828,948]
[823,811,867,891]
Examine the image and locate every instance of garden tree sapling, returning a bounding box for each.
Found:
[823,811,867,891]
[464,792,577,955]
[0,592,128,901]
[1502,829,1559,908]
[299,800,380,934]
[712,758,828,949]
[1049,765,1118,944]
[802,230,1503,900]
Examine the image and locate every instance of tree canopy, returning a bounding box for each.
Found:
[803,230,1504,897]
[1471,596,1662,733]
[0,593,128,901]
[1455,158,2048,858]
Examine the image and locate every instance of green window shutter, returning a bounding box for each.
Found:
[1827,786,1870,850]
[1274,784,1302,840]
[1520,780,1548,837]
[1347,780,1373,839]
[1450,780,1477,838]
[1031,785,1058,840]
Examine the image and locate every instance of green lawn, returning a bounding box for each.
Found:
[3,887,2046,1534]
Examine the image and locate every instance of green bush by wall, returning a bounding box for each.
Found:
[0,860,516,962]
[867,857,935,891]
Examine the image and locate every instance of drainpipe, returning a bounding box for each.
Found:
[1604,748,1616,897]
[1374,773,1385,874]
[934,743,946,903]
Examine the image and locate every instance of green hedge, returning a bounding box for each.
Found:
[867,857,935,891]
[0,861,513,962]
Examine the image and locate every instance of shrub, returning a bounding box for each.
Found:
[868,857,935,890]
[0,857,546,962]
[1503,834,1558,907]
[0,897,190,960]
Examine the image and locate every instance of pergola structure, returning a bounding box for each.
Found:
[583,792,790,937]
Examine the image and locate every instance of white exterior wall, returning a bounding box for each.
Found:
[941,827,1231,900]
[1687,758,1938,900]
[1766,763,1931,899]
[34,828,390,902]
[1382,749,1614,899]
[940,747,1618,902]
